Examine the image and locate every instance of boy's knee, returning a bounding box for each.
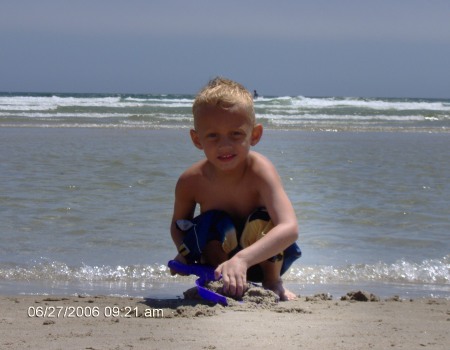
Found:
[240,208,274,248]
[177,210,238,263]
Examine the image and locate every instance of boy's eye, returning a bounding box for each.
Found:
[206,133,218,139]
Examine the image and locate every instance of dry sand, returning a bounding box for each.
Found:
[1,288,449,350]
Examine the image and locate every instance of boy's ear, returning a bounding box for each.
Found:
[190,129,204,150]
[250,124,263,146]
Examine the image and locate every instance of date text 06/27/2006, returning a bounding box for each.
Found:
[27,305,164,319]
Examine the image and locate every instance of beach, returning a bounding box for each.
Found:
[1,94,449,348]
[1,293,449,349]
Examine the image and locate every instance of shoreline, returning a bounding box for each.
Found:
[1,292,449,349]
[2,279,450,302]
[2,270,450,300]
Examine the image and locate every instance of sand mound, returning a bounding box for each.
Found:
[183,281,280,309]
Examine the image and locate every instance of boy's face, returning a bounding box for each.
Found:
[190,104,262,172]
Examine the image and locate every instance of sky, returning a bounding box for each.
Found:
[1,0,449,98]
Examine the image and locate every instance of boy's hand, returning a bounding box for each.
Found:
[215,256,248,298]
[170,254,188,276]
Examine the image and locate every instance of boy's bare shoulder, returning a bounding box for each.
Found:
[173,161,207,203]
[177,159,207,185]
[248,151,278,177]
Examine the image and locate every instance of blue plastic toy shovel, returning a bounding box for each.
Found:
[168,260,228,306]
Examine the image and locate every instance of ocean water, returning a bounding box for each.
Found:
[1,92,449,132]
[0,93,449,299]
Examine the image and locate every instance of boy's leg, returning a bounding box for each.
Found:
[176,210,238,265]
[202,240,229,266]
[240,208,299,300]
[258,259,297,301]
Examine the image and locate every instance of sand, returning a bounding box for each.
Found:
[1,288,449,350]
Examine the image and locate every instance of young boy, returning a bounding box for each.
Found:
[170,77,300,300]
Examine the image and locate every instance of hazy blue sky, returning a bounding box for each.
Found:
[1,0,449,98]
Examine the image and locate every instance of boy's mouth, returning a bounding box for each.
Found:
[218,154,235,161]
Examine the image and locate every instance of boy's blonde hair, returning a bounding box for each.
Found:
[192,77,255,127]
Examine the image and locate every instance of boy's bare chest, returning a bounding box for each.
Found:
[195,177,261,220]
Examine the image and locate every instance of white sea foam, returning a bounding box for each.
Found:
[1,93,449,131]
[0,95,145,111]
[285,256,450,285]
[1,256,448,287]
[0,100,190,112]
[124,96,193,103]
[293,96,449,111]
[256,96,450,111]
[0,112,132,119]
[264,113,428,122]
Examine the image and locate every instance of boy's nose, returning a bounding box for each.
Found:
[217,136,232,149]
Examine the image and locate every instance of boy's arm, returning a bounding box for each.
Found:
[216,158,299,296]
[238,186,298,263]
[170,174,197,268]
[251,163,299,260]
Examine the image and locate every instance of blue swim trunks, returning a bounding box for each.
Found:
[176,208,301,281]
